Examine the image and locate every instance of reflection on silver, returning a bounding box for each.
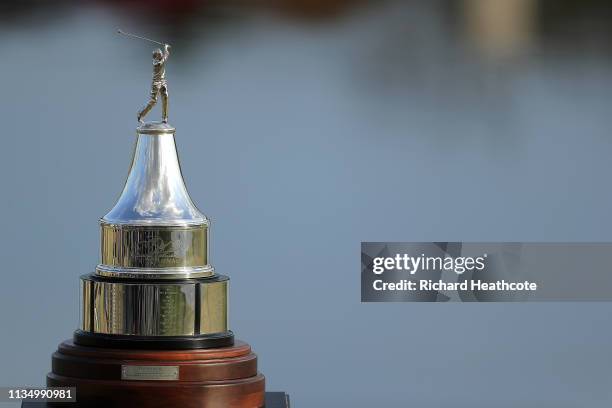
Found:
[100,224,207,268]
[79,118,229,337]
[102,123,206,226]
[95,265,214,280]
[80,279,92,332]
[95,122,211,280]
[82,276,228,336]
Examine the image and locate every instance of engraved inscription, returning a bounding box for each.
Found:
[133,235,179,265]
[121,365,179,381]
[101,224,206,268]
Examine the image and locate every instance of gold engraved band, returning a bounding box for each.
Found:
[80,275,228,337]
[99,222,212,279]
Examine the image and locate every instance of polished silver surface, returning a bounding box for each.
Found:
[137,121,175,135]
[99,223,210,275]
[77,43,229,338]
[95,265,214,280]
[81,276,229,336]
[97,124,211,279]
[80,280,91,332]
[102,125,206,226]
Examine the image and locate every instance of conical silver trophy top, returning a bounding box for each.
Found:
[97,122,212,280]
[102,122,207,226]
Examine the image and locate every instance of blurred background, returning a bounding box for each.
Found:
[1,0,612,406]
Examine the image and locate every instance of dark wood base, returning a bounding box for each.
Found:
[46,339,266,407]
[22,393,290,408]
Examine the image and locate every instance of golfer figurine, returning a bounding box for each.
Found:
[117,29,172,123]
[137,43,171,123]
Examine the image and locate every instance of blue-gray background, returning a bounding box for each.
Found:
[1,1,611,406]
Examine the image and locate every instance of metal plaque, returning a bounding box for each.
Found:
[121,365,179,381]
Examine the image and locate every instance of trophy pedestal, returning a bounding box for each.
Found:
[22,394,289,408]
[37,119,284,405]
[46,338,266,407]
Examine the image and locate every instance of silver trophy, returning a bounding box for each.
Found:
[43,31,273,408]
[75,31,231,347]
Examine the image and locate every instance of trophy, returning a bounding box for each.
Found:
[41,31,282,408]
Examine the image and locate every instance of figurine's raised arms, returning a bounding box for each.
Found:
[118,29,172,124]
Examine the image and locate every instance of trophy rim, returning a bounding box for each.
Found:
[136,121,176,134]
[81,272,229,284]
[99,218,210,227]
[95,264,216,280]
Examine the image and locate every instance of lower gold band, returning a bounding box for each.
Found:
[80,275,228,337]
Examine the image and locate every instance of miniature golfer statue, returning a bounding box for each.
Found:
[137,43,171,123]
[117,29,172,123]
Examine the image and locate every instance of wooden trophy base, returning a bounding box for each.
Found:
[46,338,267,407]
